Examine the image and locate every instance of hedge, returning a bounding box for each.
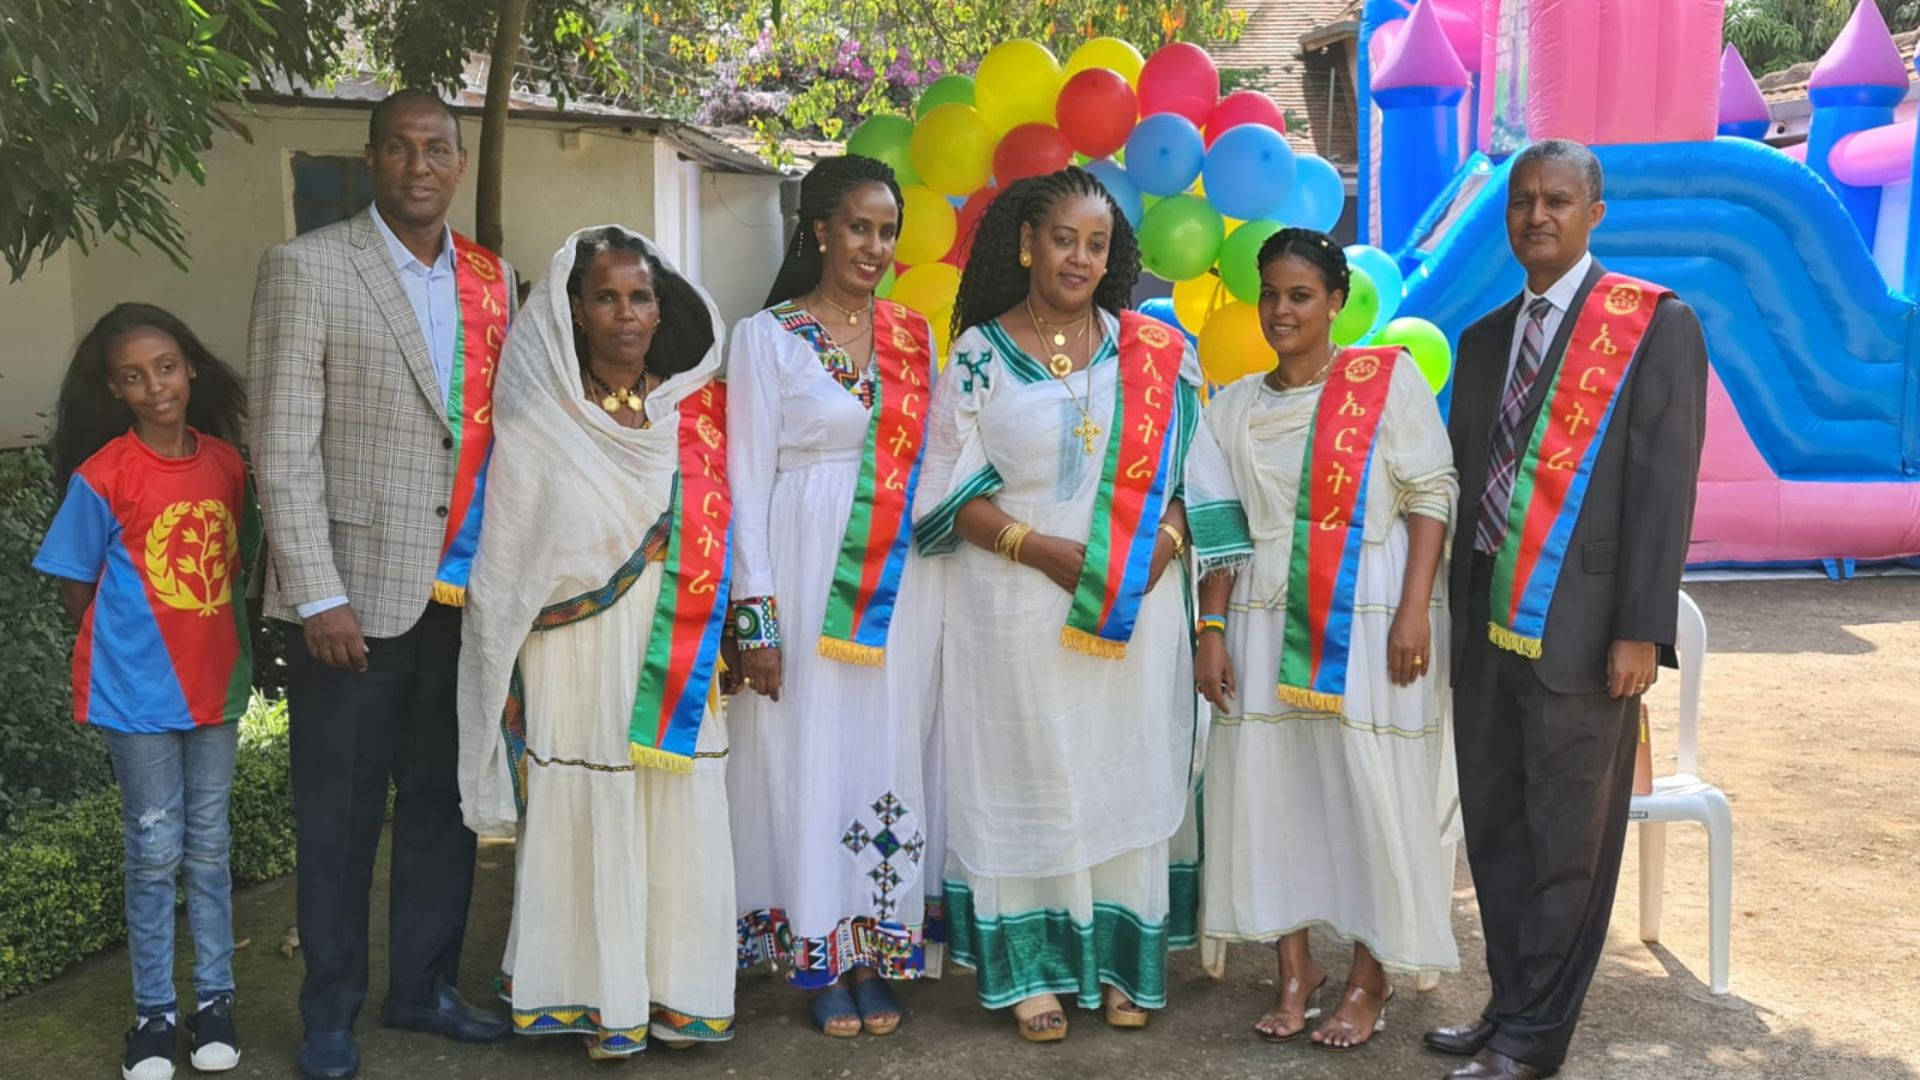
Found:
[0,697,298,1000]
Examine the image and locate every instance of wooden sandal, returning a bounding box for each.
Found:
[1253,973,1327,1043]
[1310,982,1394,1053]
[1011,993,1068,1043]
[851,974,902,1036]
[1103,987,1150,1029]
[808,983,862,1039]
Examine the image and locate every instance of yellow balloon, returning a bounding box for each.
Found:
[975,39,1064,134]
[911,104,997,196]
[896,185,958,266]
[1173,273,1230,334]
[1197,301,1275,385]
[929,303,956,362]
[1067,37,1146,86]
[892,263,963,335]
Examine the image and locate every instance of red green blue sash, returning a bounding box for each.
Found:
[432,234,510,607]
[1061,311,1185,659]
[1277,347,1401,713]
[1489,274,1670,658]
[818,301,934,665]
[630,384,732,773]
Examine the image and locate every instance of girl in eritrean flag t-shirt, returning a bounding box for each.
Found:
[35,304,257,1080]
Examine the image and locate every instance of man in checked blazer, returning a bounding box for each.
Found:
[249,89,514,1080]
[1426,140,1707,1080]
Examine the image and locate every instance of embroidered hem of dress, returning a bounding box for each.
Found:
[492,975,735,1051]
[736,909,927,989]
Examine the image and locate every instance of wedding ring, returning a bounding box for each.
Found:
[1413,655,1426,667]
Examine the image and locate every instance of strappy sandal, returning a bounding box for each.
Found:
[1310,982,1394,1053]
[1011,993,1068,1043]
[851,974,902,1036]
[1253,973,1327,1043]
[1103,986,1150,1029]
[808,983,862,1038]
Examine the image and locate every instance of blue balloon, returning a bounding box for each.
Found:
[1084,159,1143,228]
[1201,124,1297,222]
[1123,113,1206,197]
[1138,297,1197,345]
[1344,243,1405,329]
[1277,154,1345,232]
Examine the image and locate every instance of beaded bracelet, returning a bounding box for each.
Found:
[1198,614,1227,636]
[731,595,782,651]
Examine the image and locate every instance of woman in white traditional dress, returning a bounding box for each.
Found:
[1194,228,1459,1053]
[915,166,1251,1042]
[457,225,738,1059]
[726,154,945,1038]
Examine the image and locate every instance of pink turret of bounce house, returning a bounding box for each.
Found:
[1358,0,1920,573]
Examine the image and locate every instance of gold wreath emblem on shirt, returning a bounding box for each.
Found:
[891,324,921,354]
[1136,323,1173,350]
[1343,354,1381,383]
[143,499,236,617]
[1604,283,1643,315]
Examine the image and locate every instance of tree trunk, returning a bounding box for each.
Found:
[476,0,531,254]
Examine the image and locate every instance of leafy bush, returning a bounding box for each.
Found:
[0,697,296,1000]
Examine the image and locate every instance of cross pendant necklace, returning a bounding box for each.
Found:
[1073,413,1102,454]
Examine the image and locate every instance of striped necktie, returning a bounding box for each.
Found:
[1474,296,1556,555]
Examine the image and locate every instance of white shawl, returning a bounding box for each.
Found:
[457,225,726,838]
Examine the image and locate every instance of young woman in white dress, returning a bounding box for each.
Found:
[726,155,945,1038]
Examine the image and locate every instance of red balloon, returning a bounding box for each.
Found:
[992,123,1073,186]
[1204,90,1287,147]
[1055,68,1138,158]
[946,186,999,266]
[1137,42,1219,126]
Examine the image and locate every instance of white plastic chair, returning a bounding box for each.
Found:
[1631,589,1732,995]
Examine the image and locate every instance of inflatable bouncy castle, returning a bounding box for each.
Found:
[1358,0,1920,572]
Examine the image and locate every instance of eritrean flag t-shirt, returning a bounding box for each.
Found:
[33,430,256,733]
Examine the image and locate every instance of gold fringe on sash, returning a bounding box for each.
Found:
[1059,625,1127,660]
[817,637,886,666]
[1487,622,1544,659]
[432,581,468,607]
[1275,685,1345,714]
[629,743,695,775]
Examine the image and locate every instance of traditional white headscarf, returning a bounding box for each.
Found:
[457,224,726,837]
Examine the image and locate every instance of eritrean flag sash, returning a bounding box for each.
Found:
[1489,274,1670,658]
[432,234,510,607]
[818,301,934,665]
[629,383,732,773]
[1276,347,1400,713]
[1061,311,1185,659]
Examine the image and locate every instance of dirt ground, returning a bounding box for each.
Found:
[6,578,1918,1079]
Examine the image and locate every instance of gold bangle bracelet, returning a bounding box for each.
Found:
[1159,522,1186,558]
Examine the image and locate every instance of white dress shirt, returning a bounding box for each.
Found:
[1504,250,1593,385]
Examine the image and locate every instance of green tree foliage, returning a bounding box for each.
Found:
[1726,0,1917,77]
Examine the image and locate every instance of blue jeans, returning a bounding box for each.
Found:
[104,723,240,1018]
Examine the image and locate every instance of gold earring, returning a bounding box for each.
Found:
[1019,250,1032,267]
[818,243,828,253]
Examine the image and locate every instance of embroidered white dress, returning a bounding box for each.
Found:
[1200,358,1462,974]
[724,305,946,987]
[914,314,1247,1010]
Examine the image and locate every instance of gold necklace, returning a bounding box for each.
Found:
[816,289,871,327]
[1272,343,1340,390]
[1064,323,1104,455]
[1026,296,1090,377]
[585,367,646,414]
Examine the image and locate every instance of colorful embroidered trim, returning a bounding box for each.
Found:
[729,595,780,650]
[1489,275,1670,658]
[912,463,1004,557]
[494,975,733,1049]
[627,383,730,773]
[736,909,926,990]
[772,301,878,407]
[942,880,1171,1011]
[1198,614,1227,635]
[816,301,935,666]
[1276,347,1401,714]
[433,234,509,606]
[1061,311,1185,659]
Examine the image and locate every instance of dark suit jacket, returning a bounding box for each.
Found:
[1448,259,1708,695]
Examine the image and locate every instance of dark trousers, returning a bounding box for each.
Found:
[282,604,477,1034]
[1455,555,1638,1072]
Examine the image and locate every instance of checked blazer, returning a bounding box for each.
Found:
[248,208,515,640]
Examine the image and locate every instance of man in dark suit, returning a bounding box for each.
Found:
[1425,139,1707,1080]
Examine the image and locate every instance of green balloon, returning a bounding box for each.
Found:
[1219,219,1285,304]
[1376,316,1453,391]
[1330,267,1381,346]
[847,114,920,187]
[877,264,897,299]
[1137,195,1224,282]
[915,75,976,119]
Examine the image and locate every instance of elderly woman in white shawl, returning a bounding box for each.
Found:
[458,225,737,1059]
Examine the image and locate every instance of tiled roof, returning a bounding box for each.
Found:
[1214,0,1362,152]
[1760,28,1919,103]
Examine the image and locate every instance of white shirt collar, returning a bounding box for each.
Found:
[1522,250,1593,315]
[369,203,454,277]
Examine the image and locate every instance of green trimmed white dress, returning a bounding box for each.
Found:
[914,313,1250,1010]
[1199,361,1461,975]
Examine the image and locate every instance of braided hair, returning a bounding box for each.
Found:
[567,227,714,378]
[952,166,1141,341]
[1254,226,1350,301]
[763,154,904,309]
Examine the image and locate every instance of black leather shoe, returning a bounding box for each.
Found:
[298,1029,359,1080]
[1425,1017,1497,1056]
[382,978,511,1043]
[1445,1049,1557,1079]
